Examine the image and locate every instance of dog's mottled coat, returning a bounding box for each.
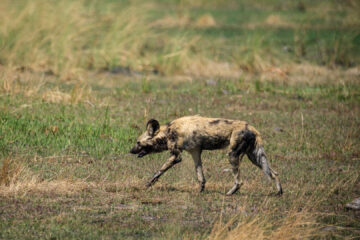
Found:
[130,116,282,196]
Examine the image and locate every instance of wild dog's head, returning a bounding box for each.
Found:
[130,119,167,158]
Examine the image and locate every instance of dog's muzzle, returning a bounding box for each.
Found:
[130,146,147,158]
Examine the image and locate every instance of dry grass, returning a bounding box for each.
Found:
[209,196,321,240]
[0,156,86,196]
[0,0,152,76]
[0,67,45,96]
[244,14,299,29]
[195,14,217,27]
[0,178,92,197]
[184,59,242,78]
[1,0,358,78]
[0,156,146,197]
[151,15,191,28]
[42,84,92,104]
[0,0,227,77]
[209,174,359,240]
[1,154,358,238]
[152,13,217,28]
[259,64,360,86]
[210,210,319,240]
[0,67,92,104]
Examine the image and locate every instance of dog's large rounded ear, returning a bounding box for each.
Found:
[146,119,160,136]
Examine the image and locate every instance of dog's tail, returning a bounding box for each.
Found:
[247,125,263,148]
[246,124,283,195]
[245,126,272,177]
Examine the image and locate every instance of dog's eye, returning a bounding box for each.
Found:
[137,141,140,145]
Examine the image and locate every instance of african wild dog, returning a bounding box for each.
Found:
[130,116,283,196]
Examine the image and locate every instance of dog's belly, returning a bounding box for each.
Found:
[200,136,230,150]
[182,134,230,150]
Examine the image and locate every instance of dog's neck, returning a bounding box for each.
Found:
[151,126,168,152]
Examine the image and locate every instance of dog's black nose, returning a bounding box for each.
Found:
[129,147,137,154]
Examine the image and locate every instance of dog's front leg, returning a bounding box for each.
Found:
[146,150,182,188]
[189,149,206,192]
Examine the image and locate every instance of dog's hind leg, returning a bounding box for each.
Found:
[226,151,245,196]
[189,148,206,192]
[226,129,256,196]
[247,146,283,195]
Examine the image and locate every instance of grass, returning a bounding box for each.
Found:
[1,0,359,77]
[1,69,359,239]
[0,0,360,239]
